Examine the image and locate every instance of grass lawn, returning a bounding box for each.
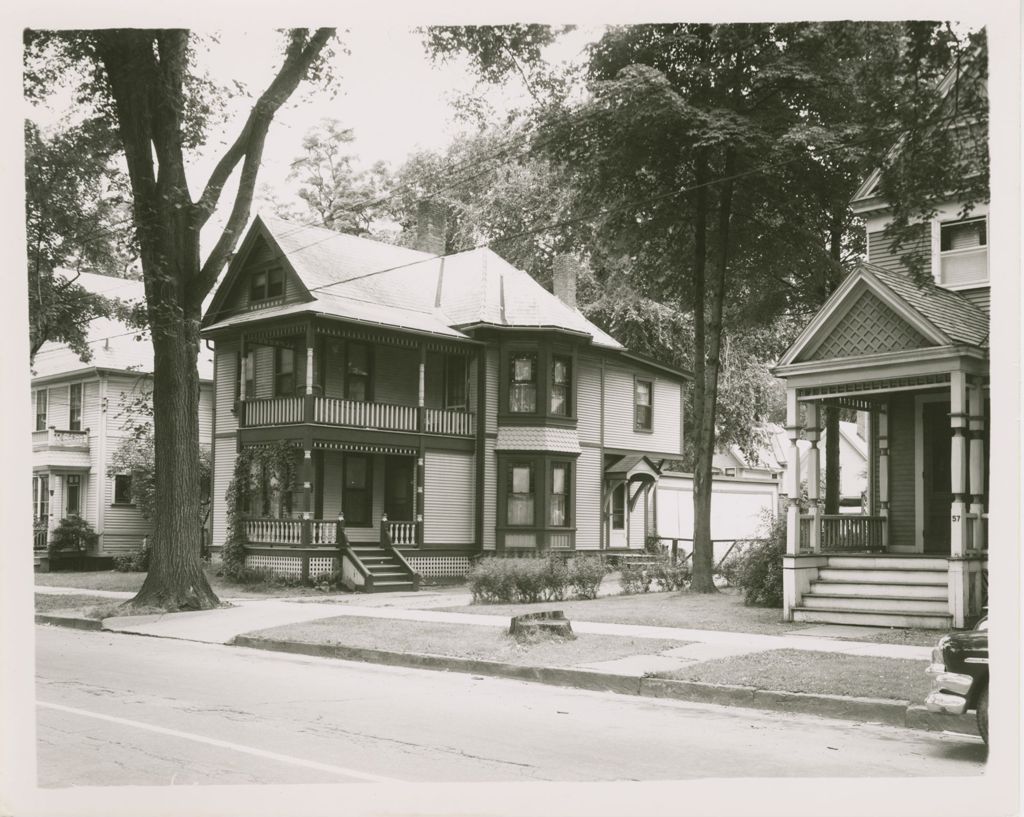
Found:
[250,616,686,668]
[653,649,932,703]
[35,593,128,619]
[443,588,806,636]
[861,628,943,648]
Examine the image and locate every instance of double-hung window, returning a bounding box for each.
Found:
[550,356,571,416]
[250,267,284,302]
[936,216,988,287]
[509,354,537,413]
[346,343,371,401]
[507,463,535,526]
[635,379,653,431]
[35,389,48,431]
[549,463,570,527]
[113,474,133,505]
[65,474,81,516]
[33,474,49,521]
[69,383,82,431]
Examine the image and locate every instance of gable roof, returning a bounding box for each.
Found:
[32,271,214,382]
[778,261,988,367]
[203,215,625,351]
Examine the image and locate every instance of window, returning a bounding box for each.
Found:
[444,354,468,411]
[113,474,133,505]
[635,379,653,431]
[237,350,254,399]
[507,463,535,526]
[509,354,537,413]
[937,216,988,287]
[65,474,81,516]
[250,267,284,302]
[550,356,572,416]
[275,347,295,396]
[33,474,49,521]
[35,390,48,431]
[69,383,82,431]
[611,483,625,530]
[343,455,371,525]
[345,343,371,402]
[550,463,570,527]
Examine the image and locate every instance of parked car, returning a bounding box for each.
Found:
[925,615,989,743]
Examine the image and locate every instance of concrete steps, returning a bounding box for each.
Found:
[796,555,951,629]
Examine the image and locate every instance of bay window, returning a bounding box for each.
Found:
[509,354,537,413]
[550,356,571,416]
[550,463,569,527]
[507,463,535,526]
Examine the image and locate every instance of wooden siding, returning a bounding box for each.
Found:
[215,341,239,435]
[48,385,70,430]
[575,447,602,550]
[483,438,497,550]
[866,225,928,274]
[374,346,419,405]
[82,381,100,434]
[218,234,305,316]
[577,360,601,444]
[424,451,475,544]
[602,366,682,454]
[103,473,151,551]
[105,373,150,435]
[888,393,917,548]
[484,349,499,434]
[211,435,237,549]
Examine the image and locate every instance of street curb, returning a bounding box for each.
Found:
[35,613,103,631]
[230,635,957,733]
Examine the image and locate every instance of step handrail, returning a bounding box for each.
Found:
[334,516,374,591]
[379,514,420,590]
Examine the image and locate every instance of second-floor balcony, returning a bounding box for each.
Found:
[32,427,91,469]
[240,395,475,437]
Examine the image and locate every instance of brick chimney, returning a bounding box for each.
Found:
[552,254,578,309]
[414,200,447,256]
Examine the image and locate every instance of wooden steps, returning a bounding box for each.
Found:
[348,544,417,593]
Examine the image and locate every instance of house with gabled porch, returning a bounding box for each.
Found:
[201,209,690,590]
[773,68,989,629]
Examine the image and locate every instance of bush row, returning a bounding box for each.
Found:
[618,559,690,594]
[467,556,609,604]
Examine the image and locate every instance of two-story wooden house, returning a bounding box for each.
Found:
[201,213,689,590]
[773,64,989,629]
[31,272,215,568]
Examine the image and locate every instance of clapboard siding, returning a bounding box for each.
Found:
[888,393,917,549]
[485,350,499,434]
[577,360,601,444]
[212,436,237,549]
[575,446,602,550]
[103,533,149,554]
[215,340,239,434]
[867,225,928,274]
[374,346,419,405]
[602,367,682,454]
[199,384,214,448]
[82,380,100,435]
[424,451,475,544]
[959,287,990,314]
[48,384,70,430]
[483,438,497,550]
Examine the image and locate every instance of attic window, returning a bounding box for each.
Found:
[935,216,988,289]
[250,267,284,302]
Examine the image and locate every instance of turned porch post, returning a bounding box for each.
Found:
[784,388,802,555]
[804,401,821,552]
[877,406,890,549]
[968,379,986,551]
[304,322,316,423]
[949,371,969,557]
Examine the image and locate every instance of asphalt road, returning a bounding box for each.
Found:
[35,626,986,787]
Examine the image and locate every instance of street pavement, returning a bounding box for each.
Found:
[36,626,985,788]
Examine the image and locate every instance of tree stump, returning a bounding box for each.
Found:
[509,610,575,640]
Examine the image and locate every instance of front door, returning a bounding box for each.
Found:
[384,456,415,522]
[921,401,952,555]
[607,482,627,549]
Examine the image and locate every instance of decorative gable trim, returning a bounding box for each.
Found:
[778,265,950,366]
[805,288,931,361]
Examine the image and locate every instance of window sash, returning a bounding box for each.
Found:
[69,383,83,430]
[66,475,81,516]
[34,475,49,520]
[35,390,47,431]
[940,218,987,252]
[635,380,653,429]
[266,268,284,298]
[114,474,132,504]
[507,463,535,526]
[549,463,569,527]
[509,354,537,414]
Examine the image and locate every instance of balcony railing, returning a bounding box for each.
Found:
[32,428,90,450]
[798,512,886,552]
[243,517,339,546]
[241,395,474,436]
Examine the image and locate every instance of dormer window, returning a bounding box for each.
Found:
[250,267,284,302]
[934,216,988,288]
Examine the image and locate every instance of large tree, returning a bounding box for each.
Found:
[25,29,335,610]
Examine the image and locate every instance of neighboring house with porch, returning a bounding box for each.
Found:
[201,211,689,590]
[31,272,214,568]
[773,68,989,628]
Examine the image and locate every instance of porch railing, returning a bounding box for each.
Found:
[33,525,48,551]
[314,397,417,431]
[803,513,886,552]
[386,519,417,546]
[244,518,304,545]
[423,408,474,436]
[242,395,474,436]
[244,397,304,426]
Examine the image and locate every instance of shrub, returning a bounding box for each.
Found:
[619,561,654,594]
[466,557,569,604]
[719,512,785,607]
[48,516,98,558]
[113,538,150,572]
[567,557,608,600]
[651,559,690,592]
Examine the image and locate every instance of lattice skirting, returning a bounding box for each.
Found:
[405,555,471,577]
[308,556,339,579]
[245,553,304,579]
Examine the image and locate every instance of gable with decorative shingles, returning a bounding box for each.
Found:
[803,289,932,361]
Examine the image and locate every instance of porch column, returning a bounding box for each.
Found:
[803,402,821,553]
[784,388,802,556]
[417,342,427,433]
[239,334,248,402]
[968,379,986,551]
[305,323,316,396]
[415,450,425,547]
[877,406,889,549]
[301,448,313,550]
[949,371,969,558]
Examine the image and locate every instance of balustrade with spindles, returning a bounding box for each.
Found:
[798,513,887,553]
[241,395,474,436]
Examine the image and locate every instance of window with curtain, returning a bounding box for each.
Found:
[346,343,371,401]
[35,390,48,431]
[550,356,571,416]
[275,347,295,396]
[69,383,82,431]
[550,463,570,526]
[343,455,371,525]
[635,379,653,430]
[509,354,537,413]
[507,463,535,525]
